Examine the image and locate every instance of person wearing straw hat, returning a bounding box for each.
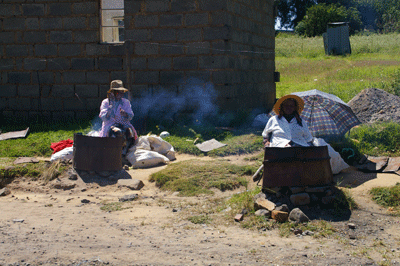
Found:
[262,94,314,148]
[99,80,138,152]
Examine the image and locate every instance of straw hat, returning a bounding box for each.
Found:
[110,80,128,93]
[273,94,305,115]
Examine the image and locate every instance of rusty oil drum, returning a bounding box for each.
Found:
[73,133,124,172]
[262,146,333,188]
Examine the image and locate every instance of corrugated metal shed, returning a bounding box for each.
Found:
[323,22,352,55]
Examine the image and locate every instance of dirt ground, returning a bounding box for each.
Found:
[1,153,400,266]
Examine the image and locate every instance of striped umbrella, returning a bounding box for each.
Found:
[290,90,361,138]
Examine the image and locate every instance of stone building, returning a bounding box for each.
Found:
[0,0,276,123]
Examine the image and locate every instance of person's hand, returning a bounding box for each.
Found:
[264,140,270,148]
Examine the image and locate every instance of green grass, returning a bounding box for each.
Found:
[370,183,400,214]
[0,162,46,187]
[275,33,400,102]
[149,159,253,196]
[278,219,336,238]
[100,202,132,212]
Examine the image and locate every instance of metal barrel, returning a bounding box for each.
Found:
[73,134,123,172]
[262,146,333,188]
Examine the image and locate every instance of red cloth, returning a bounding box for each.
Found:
[50,139,73,154]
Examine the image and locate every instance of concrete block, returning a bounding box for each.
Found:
[199,55,229,69]
[134,71,159,84]
[53,85,74,98]
[73,30,98,43]
[199,0,227,11]
[185,13,209,26]
[71,58,95,70]
[72,2,97,14]
[33,72,54,84]
[50,31,72,43]
[160,71,185,84]
[6,45,29,57]
[23,58,46,70]
[86,98,103,110]
[187,42,210,55]
[0,32,15,44]
[177,28,201,41]
[9,98,31,111]
[25,18,39,30]
[40,18,63,30]
[148,57,172,70]
[131,57,147,69]
[3,18,25,30]
[173,57,197,70]
[134,43,158,55]
[0,98,7,110]
[22,4,44,16]
[8,72,31,84]
[212,70,234,84]
[35,44,57,56]
[160,44,183,55]
[125,29,151,42]
[98,57,123,70]
[0,4,14,16]
[63,17,87,30]
[63,71,86,84]
[152,28,176,41]
[86,44,109,55]
[0,85,17,97]
[76,85,99,98]
[159,14,183,27]
[87,71,110,84]
[211,11,232,25]
[47,58,70,70]
[146,0,170,12]
[110,71,127,82]
[63,99,83,110]
[109,45,125,56]
[204,26,231,40]
[171,0,197,12]
[88,17,99,29]
[18,85,40,97]
[125,1,142,13]
[23,31,46,43]
[135,15,159,28]
[58,44,82,57]
[185,71,211,82]
[49,3,72,16]
[211,40,231,54]
[41,98,64,111]
[53,111,75,120]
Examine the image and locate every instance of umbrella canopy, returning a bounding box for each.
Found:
[285,90,361,138]
[291,90,361,138]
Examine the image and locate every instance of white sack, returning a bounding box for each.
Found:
[127,149,170,168]
[313,138,349,175]
[147,135,176,161]
[50,146,74,162]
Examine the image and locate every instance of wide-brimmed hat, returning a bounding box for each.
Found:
[273,94,305,114]
[110,80,128,93]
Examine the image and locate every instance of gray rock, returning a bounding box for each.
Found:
[305,186,329,193]
[289,208,310,223]
[348,223,356,229]
[253,192,266,202]
[255,209,270,217]
[290,193,311,206]
[289,186,304,194]
[81,199,90,204]
[0,187,11,197]
[275,204,289,213]
[119,194,138,202]
[118,179,144,190]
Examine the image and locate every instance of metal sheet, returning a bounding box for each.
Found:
[383,157,400,172]
[262,146,333,188]
[0,128,29,141]
[196,139,227,153]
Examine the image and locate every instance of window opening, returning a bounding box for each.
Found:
[100,0,124,43]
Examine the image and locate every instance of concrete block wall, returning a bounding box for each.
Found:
[0,0,276,121]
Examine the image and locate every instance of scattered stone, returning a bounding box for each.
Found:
[303,230,314,236]
[81,199,90,204]
[289,208,310,223]
[172,208,179,212]
[4,166,16,171]
[13,219,24,223]
[254,198,276,211]
[13,157,39,164]
[117,179,144,190]
[67,169,78,180]
[293,228,303,235]
[255,209,270,217]
[289,187,304,194]
[234,213,244,222]
[0,187,11,197]
[253,192,266,202]
[305,186,328,193]
[52,180,76,190]
[123,165,130,170]
[271,210,289,223]
[348,223,356,229]
[290,193,311,206]
[275,204,289,213]
[349,232,356,239]
[356,156,389,172]
[119,194,138,202]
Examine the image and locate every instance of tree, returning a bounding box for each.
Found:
[275,0,316,29]
[295,3,362,37]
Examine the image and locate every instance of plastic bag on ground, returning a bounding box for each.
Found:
[50,146,74,162]
[127,149,170,168]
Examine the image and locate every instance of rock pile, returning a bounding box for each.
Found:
[348,88,400,124]
[249,185,338,223]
